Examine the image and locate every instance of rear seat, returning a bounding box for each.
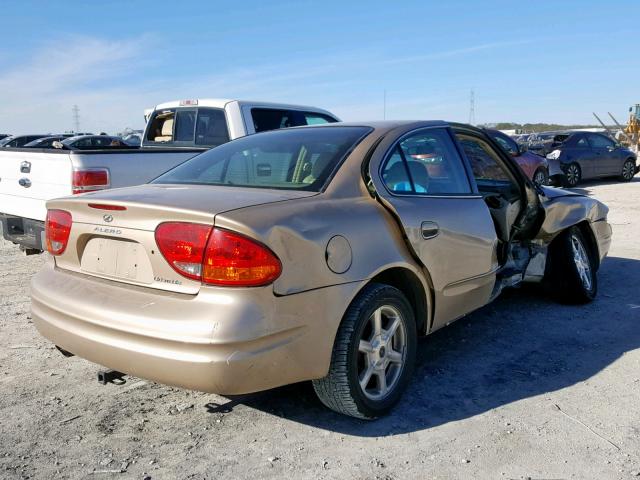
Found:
[154,118,174,142]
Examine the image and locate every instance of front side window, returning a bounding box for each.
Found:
[153,126,370,192]
[491,132,519,156]
[457,134,520,198]
[381,128,472,195]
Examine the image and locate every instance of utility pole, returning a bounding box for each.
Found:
[383,89,387,120]
[72,105,80,133]
[469,89,476,126]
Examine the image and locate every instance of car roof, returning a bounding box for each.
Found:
[290,120,450,134]
[152,98,338,118]
[62,134,116,143]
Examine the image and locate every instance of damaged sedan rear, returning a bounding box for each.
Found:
[31,121,611,419]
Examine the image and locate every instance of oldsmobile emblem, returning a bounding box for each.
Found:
[103,214,113,223]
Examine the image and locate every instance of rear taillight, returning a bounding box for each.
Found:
[155,222,211,280]
[72,168,110,194]
[202,229,281,286]
[154,223,281,287]
[45,209,72,255]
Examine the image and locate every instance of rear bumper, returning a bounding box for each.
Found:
[31,261,360,394]
[0,213,44,251]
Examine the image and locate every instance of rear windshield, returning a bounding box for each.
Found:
[143,107,230,148]
[153,126,370,191]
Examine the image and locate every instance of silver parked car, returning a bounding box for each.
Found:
[31,121,611,419]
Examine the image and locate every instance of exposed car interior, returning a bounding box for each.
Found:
[456,134,523,245]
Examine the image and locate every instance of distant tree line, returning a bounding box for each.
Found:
[483,122,616,133]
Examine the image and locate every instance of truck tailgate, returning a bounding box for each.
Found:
[0,149,73,222]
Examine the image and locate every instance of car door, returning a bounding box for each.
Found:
[369,126,499,329]
[587,133,618,176]
[565,134,596,179]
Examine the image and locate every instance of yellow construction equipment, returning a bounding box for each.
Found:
[596,106,640,154]
[624,104,640,153]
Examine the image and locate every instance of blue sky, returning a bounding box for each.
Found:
[0,0,638,133]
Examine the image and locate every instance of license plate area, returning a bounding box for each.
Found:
[80,237,154,284]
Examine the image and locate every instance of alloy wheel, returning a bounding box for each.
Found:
[566,165,580,186]
[534,169,547,185]
[571,234,592,291]
[623,161,635,180]
[357,305,407,400]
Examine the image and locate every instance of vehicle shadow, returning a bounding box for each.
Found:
[204,256,640,437]
[568,176,640,195]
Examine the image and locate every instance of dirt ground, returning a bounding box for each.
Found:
[1,179,639,480]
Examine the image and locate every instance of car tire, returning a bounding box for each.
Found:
[312,283,417,419]
[546,226,597,304]
[533,167,549,186]
[562,163,581,187]
[620,158,636,182]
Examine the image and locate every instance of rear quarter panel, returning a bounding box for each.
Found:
[214,194,427,297]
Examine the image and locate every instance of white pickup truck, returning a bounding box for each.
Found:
[0,99,338,253]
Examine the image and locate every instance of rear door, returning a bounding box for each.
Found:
[369,126,499,329]
[587,133,619,176]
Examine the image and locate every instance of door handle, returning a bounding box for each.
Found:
[20,161,31,173]
[18,178,31,188]
[421,221,439,239]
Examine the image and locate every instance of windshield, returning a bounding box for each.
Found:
[153,126,370,192]
[0,137,13,146]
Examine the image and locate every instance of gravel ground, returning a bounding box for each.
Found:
[1,179,639,480]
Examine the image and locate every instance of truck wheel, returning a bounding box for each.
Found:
[620,159,636,181]
[546,226,597,304]
[312,283,416,419]
[563,163,581,187]
[533,167,549,186]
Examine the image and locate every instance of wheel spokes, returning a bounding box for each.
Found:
[383,317,401,342]
[386,349,403,364]
[359,365,375,390]
[372,308,383,336]
[375,370,388,395]
[359,339,374,354]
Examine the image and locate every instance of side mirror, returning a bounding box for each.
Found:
[52,141,64,149]
[518,144,528,154]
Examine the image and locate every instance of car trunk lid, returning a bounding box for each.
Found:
[48,184,316,294]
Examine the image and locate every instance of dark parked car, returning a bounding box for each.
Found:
[54,135,134,150]
[546,132,638,187]
[485,129,549,184]
[0,134,49,148]
[23,135,74,148]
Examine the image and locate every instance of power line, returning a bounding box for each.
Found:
[469,89,476,126]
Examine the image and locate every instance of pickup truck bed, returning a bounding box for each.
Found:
[0,147,203,251]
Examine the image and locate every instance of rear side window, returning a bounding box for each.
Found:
[251,108,337,133]
[144,108,229,147]
[381,128,472,195]
[588,134,615,148]
[303,112,337,125]
[153,126,370,192]
[252,109,294,132]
